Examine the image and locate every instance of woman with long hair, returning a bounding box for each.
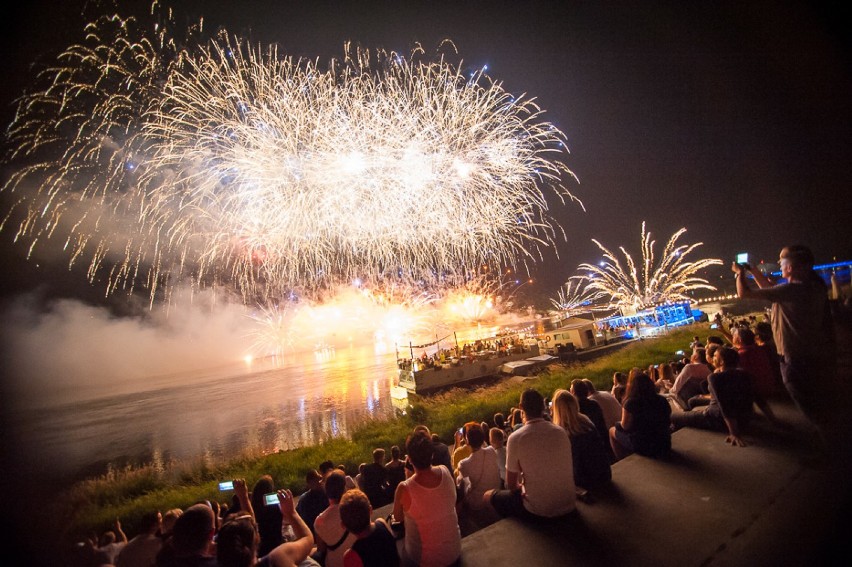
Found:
[551,390,612,489]
[392,432,461,567]
[609,372,672,461]
[657,363,676,392]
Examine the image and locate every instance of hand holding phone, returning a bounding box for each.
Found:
[277,489,297,519]
[263,492,279,506]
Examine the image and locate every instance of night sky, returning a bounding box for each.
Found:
[1,0,850,303]
[0,2,849,554]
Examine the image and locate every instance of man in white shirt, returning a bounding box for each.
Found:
[313,471,358,567]
[485,389,575,519]
[584,378,622,430]
[669,349,712,408]
[115,511,161,567]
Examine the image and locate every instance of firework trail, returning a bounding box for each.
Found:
[1,5,580,305]
[575,223,721,312]
[549,278,605,317]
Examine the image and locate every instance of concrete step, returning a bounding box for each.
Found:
[458,400,849,566]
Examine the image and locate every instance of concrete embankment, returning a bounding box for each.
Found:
[380,323,852,566]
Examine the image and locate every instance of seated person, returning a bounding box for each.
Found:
[668,349,712,409]
[216,488,314,567]
[98,520,127,564]
[732,326,780,425]
[314,471,358,567]
[670,346,754,447]
[360,449,390,508]
[570,379,608,447]
[451,423,475,470]
[392,432,461,567]
[116,511,162,567]
[610,372,672,461]
[159,480,251,566]
[583,377,623,432]
[296,470,330,536]
[611,372,628,404]
[339,489,399,567]
[456,424,501,533]
[551,389,611,490]
[489,428,507,487]
[485,389,576,520]
[251,475,283,557]
[385,445,406,498]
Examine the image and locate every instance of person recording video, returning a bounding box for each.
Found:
[731,245,836,453]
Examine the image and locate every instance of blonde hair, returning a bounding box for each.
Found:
[551,389,595,436]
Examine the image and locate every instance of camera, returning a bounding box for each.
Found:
[218,481,234,491]
[264,492,280,506]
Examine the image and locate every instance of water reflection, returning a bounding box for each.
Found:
[8,344,399,484]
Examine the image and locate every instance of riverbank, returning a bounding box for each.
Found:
[8,323,814,561]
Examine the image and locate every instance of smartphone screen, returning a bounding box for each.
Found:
[264,492,279,506]
[736,252,749,264]
[218,481,234,491]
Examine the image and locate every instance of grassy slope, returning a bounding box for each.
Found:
[60,325,700,540]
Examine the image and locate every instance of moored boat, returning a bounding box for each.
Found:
[397,342,540,394]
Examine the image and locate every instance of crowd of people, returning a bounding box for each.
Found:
[71,245,840,567]
[397,337,532,371]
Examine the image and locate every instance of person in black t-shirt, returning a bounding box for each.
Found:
[670,347,754,446]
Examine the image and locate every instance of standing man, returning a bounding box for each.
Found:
[485,388,575,519]
[732,245,836,447]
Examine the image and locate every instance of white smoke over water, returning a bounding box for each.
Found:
[1,289,254,409]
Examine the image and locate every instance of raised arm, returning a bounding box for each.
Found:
[733,262,753,298]
[233,478,255,521]
[114,518,127,543]
[268,489,314,567]
[733,262,773,299]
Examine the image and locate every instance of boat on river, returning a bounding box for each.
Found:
[397,343,541,394]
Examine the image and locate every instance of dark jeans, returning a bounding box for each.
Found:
[781,355,835,437]
[670,405,726,432]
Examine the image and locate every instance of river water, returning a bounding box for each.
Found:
[7,345,401,485]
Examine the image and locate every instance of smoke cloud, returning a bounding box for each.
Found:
[1,288,254,409]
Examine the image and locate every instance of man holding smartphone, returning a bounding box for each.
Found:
[732,245,836,451]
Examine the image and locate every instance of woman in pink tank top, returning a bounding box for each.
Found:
[392,432,461,567]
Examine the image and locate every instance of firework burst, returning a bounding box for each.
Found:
[1,5,580,305]
[549,278,605,317]
[575,223,721,313]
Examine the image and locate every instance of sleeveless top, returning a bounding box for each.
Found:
[401,466,461,567]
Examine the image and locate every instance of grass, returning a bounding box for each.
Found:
[54,324,702,542]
